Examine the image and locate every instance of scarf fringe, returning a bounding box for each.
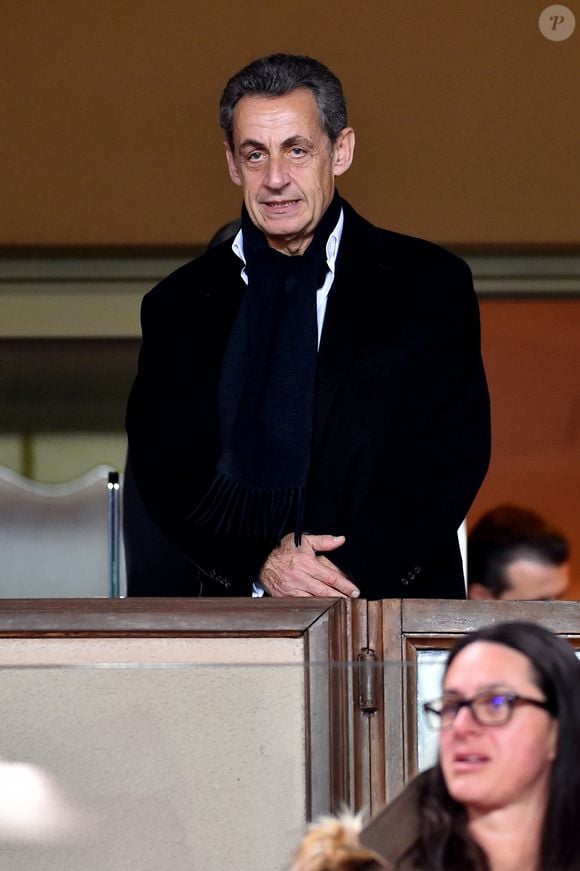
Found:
[189,473,301,542]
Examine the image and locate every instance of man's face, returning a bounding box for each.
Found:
[225,89,354,255]
[500,558,570,600]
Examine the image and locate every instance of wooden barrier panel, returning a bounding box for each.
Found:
[0,598,577,870]
[0,598,352,871]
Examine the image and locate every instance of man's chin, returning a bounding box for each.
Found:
[260,216,304,236]
[266,228,313,254]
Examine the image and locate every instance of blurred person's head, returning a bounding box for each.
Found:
[206,219,241,250]
[420,621,580,870]
[468,504,570,600]
[291,813,381,871]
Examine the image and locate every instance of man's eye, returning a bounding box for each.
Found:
[290,147,306,157]
[247,152,264,162]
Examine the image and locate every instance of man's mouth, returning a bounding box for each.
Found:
[262,199,301,210]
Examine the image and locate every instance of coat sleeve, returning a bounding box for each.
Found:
[125,261,271,596]
[310,249,491,598]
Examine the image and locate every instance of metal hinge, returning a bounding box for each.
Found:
[357,647,378,713]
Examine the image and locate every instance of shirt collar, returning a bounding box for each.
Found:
[232,208,344,284]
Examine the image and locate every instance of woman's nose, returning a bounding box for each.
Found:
[451,703,481,733]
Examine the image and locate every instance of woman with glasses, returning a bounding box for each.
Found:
[292,621,580,870]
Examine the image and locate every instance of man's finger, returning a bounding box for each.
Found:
[289,584,348,599]
[303,533,346,553]
[259,535,359,598]
[309,558,360,598]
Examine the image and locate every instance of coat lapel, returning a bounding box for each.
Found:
[312,205,395,455]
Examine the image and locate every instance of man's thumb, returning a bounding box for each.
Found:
[308,534,346,553]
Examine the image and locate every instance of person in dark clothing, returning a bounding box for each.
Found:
[126,53,490,599]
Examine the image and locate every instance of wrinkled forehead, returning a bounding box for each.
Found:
[231,89,326,141]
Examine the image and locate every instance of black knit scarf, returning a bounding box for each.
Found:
[192,192,343,543]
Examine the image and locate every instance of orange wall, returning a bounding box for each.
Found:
[1,1,579,247]
[470,300,580,599]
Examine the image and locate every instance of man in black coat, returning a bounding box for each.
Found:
[126,53,490,600]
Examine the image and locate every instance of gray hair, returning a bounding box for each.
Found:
[219,53,347,150]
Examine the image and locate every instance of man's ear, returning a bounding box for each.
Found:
[225,144,242,186]
[332,127,355,178]
[468,583,493,601]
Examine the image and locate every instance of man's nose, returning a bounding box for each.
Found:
[264,155,288,189]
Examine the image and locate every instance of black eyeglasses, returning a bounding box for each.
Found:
[423,690,553,730]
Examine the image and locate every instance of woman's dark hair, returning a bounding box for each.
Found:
[404,621,580,870]
[219,53,347,150]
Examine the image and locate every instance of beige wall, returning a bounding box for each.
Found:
[1,1,578,248]
[0,637,307,871]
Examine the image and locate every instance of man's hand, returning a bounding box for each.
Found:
[259,533,360,598]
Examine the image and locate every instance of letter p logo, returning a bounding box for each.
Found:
[539,5,576,41]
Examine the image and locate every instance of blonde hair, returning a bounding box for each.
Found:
[291,813,383,871]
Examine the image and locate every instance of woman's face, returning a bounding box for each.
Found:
[439,641,558,817]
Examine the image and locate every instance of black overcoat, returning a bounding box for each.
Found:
[126,201,490,598]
